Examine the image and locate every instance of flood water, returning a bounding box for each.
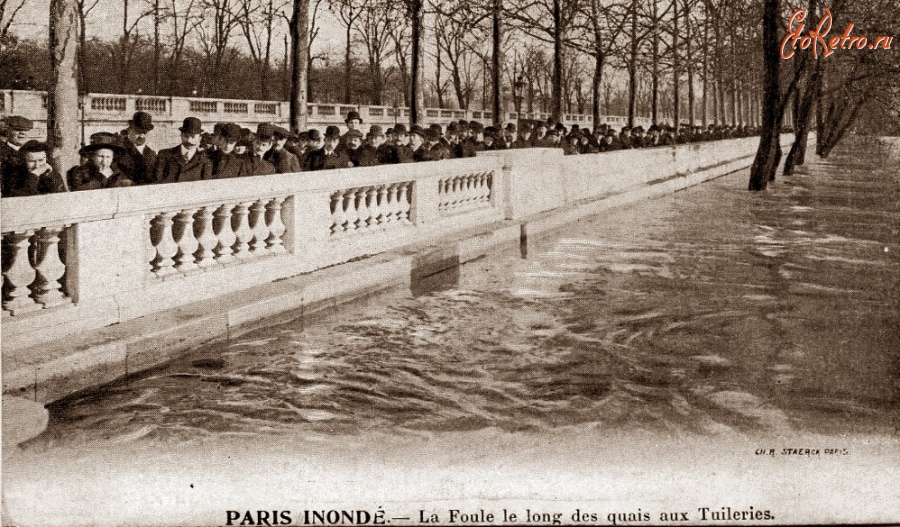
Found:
[30,138,900,449]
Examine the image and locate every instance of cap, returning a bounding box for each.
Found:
[19,140,49,155]
[346,128,364,139]
[273,125,291,139]
[6,116,34,132]
[256,123,276,140]
[222,123,242,142]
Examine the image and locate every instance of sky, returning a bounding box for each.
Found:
[5,0,344,60]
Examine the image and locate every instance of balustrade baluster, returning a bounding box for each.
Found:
[384,186,398,225]
[355,188,370,231]
[231,202,254,259]
[213,204,237,263]
[265,197,287,253]
[450,178,461,211]
[398,183,412,224]
[330,191,347,236]
[248,199,270,255]
[343,189,359,235]
[2,230,41,314]
[173,209,200,271]
[371,187,386,228]
[150,212,178,276]
[438,179,448,213]
[32,226,68,307]
[194,206,218,267]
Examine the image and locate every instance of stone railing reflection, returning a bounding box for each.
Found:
[438,172,493,216]
[329,182,413,238]
[2,225,72,316]
[148,196,291,277]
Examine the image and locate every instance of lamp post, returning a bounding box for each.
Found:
[514,75,525,126]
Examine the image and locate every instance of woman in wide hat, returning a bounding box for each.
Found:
[69,133,134,191]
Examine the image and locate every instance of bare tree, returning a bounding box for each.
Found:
[289,0,309,130]
[117,0,152,93]
[354,0,396,105]
[329,0,368,103]
[164,0,203,95]
[48,0,79,178]
[1,0,29,41]
[240,0,289,99]
[195,0,242,96]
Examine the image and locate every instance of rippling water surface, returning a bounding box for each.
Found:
[32,139,900,448]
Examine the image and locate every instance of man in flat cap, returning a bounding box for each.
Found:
[209,123,248,179]
[154,117,213,183]
[416,127,451,162]
[307,126,351,171]
[4,140,67,196]
[345,128,376,167]
[245,124,276,176]
[116,111,157,185]
[299,129,322,170]
[264,125,301,174]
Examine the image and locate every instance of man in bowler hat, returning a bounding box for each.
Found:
[154,117,213,183]
[117,111,158,185]
[306,126,351,171]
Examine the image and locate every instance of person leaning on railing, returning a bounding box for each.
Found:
[68,135,134,191]
[3,140,67,196]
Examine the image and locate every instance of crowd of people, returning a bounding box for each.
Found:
[0,109,762,198]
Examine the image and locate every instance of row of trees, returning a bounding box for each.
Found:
[4,0,779,129]
[4,0,897,188]
[749,0,899,190]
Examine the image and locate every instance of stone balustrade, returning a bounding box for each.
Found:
[1,157,506,350]
[0,89,651,152]
[2,136,789,353]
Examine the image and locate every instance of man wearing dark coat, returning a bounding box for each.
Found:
[4,141,67,196]
[264,126,302,174]
[69,135,134,191]
[1,116,34,195]
[392,124,415,164]
[306,126,352,171]
[209,123,248,179]
[299,129,323,170]
[244,124,277,176]
[116,111,157,185]
[154,117,213,183]
[347,128,379,167]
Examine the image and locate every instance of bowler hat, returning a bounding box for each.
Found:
[80,133,124,156]
[393,124,408,134]
[324,125,341,138]
[129,111,155,133]
[424,128,441,141]
[6,115,33,132]
[345,110,363,123]
[179,117,204,134]
[367,125,384,137]
[409,126,425,138]
[307,129,322,141]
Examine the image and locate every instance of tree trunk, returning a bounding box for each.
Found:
[627,0,638,128]
[592,52,604,126]
[685,0,694,126]
[153,0,161,93]
[551,0,563,123]
[409,0,424,126]
[651,0,659,125]
[289,0,309,132]
[748,0,781,191]
[344,21,352,104]
[783,60,820,175]
[492,0,502,125]
[48,0,80,183]
[672,0,679,128]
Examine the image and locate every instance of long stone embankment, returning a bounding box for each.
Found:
[2,135,793,408]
